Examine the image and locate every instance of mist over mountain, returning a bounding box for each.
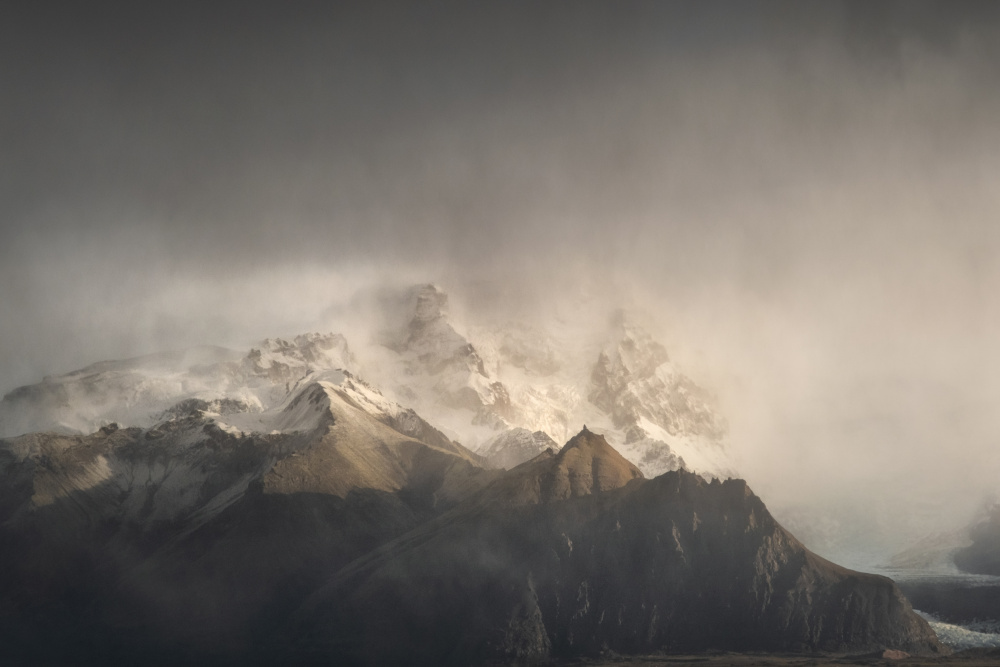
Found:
[292,433,943,664]
[4,2,1000,658]
[0,291,958,662]
[0,284,731,488]
[0,401,945,663]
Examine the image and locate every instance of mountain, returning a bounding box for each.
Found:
[479,427,643,505]
[587,317,729,476]
[479,427,557,470]
[888,530,974,572]
[0,332,354,439]
[954,505,1000,575]
[0,378,944,667]
[380,284,512,417]
[589,318,723,441]
[0,285,734,480]
[0,291,944,664]
[289,429,944,665]
[0,371,494,663]
[355,284,734,478]
[885,502,1000,575]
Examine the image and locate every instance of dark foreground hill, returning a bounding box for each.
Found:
[287,430,943,665]
[0,377,494,664]
[0,421,943,665]
[552,647,1000,666]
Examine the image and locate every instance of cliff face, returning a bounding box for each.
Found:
[293,434,944,665]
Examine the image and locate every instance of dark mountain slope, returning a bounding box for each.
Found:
[954,505,1000,575]
[0,381,495,664]
[480,427,642,505]
[0,409,942,666]
[291,431,944,665]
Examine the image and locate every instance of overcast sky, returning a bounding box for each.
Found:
[4,1,1000,562]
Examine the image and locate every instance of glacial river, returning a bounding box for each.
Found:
[874,568,1000,650]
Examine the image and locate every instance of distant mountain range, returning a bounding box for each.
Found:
[888,504,1000,577]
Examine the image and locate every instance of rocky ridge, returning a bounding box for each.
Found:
[0,387,946,666]
[0,371,494,663]
[291,430,945,665]
[0,333,354,439]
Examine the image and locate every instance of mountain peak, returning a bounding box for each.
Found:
[552,427,644,494]
[560,426,610,453]
[409,283,448,324]
[484,427,643,505]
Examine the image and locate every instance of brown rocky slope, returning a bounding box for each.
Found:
[289,429,944,665]
[0,380,495,664]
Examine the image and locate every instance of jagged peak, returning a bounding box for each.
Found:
[249,332,351,364]
[599,316,670,374]
[408,283,449,324]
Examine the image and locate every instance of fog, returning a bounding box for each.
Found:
[3,1,1000,565]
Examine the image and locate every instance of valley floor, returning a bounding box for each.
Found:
[569,648,1000,666]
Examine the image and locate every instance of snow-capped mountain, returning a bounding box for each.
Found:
[0,284,945,665]
[0,332,354,439]
[373,284,511,421]
[0,368,493,662]
[586,317,732,477]
[0,368,483,534]
[0,283,735,478]
[354,284,735,478]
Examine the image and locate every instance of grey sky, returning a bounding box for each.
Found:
[3,1,1000,561]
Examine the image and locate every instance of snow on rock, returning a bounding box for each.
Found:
[358,287,735,479]
[589,316,727,444]
[379,284,511,416]
[0,334,355,438]
[1,419,283,530]
[0,364,482,541]
[480,428,558,470]
[1,284,736,480]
